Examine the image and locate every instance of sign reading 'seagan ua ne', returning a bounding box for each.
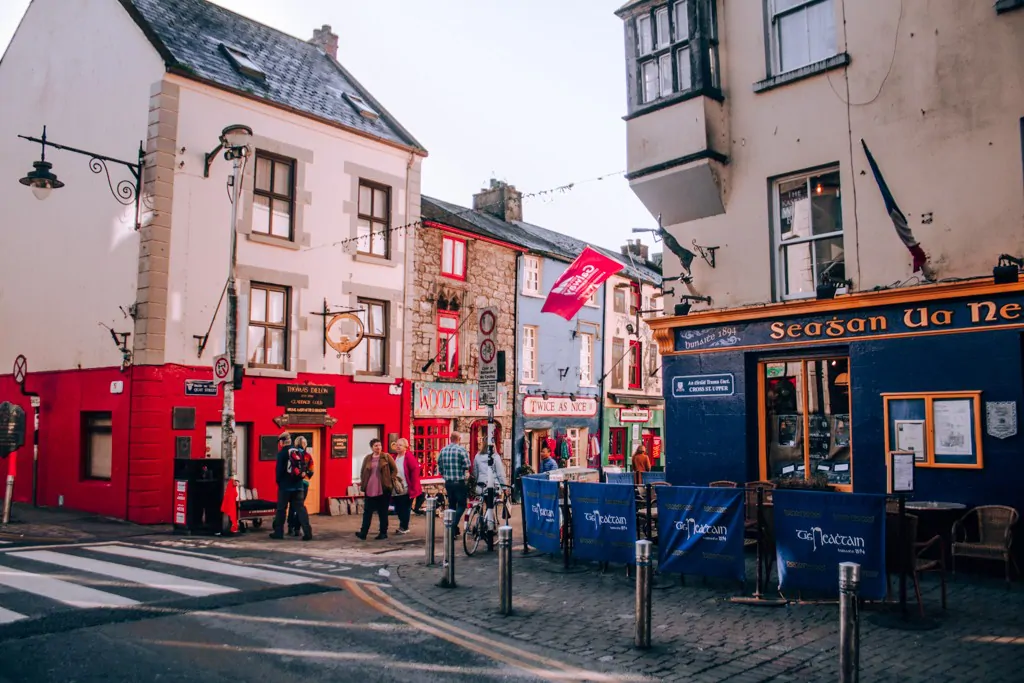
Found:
[773,490,887,600]
[656,486,746,581]
[569,482,638,565]
[522,476,562,555]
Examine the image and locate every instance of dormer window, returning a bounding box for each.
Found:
[220,44,265,80]
[344,92,379,120]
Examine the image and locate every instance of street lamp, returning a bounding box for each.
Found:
[204,124,253,486]
[17,126,144,228]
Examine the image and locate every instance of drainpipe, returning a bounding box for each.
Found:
[401,151,415,442]
[512,252,522,498]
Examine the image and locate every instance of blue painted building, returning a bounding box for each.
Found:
[649,281,1024,522]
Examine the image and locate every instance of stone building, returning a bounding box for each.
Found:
[408,190,524,477]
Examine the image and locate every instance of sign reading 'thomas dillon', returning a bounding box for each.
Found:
[276,384,336,413]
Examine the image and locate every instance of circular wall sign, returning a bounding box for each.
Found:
[479,310,496,336]
[12,355,27,385]
[479,338,496,364]
[326,313,365,354]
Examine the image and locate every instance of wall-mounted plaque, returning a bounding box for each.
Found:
[259,435,280,461]
[331,434,349,459]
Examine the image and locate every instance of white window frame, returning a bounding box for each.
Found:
[351,425,383,483]
[206,423,250,487]
[636,0,703,105]
[772,165,844,301]
[523,255,542,296]
[768,0,837,76]
[584,284,600,308]
[580,333,594,387]
[522,325,538,383]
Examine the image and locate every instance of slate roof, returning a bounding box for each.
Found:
[421,196,662,286]
[122,0,425,153]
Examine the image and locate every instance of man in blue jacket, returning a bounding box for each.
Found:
[270,432,312,541]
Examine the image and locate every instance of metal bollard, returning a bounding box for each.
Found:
[635,539,653,649]
[440,508,456,588]
[424,497,437,566]
[839,562,861,683]
[498,525,513,615]
[2,475,14,526]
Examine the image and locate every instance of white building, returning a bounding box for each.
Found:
[0,0,425,523]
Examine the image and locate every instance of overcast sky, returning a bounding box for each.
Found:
[0,0,658,253]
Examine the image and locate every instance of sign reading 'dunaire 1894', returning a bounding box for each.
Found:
[674,293,1024,353]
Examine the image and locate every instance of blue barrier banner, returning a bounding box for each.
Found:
[773,490,887,600]
[522,476,561,555]
[641,471,667,485]
[569,482,638,565]
[656,486,746,581]
[604,472,634,485]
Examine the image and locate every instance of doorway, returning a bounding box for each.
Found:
[288,429,322,514]
[609,427,627,467]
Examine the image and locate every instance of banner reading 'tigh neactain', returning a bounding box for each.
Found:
[656,486,746,581]
[773,490,887,600]
[522,475,562,555]
[569,482,638,565]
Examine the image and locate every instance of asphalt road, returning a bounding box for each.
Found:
[0,585,544,683]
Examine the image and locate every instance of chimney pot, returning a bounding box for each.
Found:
[310,24,339,60]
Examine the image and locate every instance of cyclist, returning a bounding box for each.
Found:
[472,441,509,528]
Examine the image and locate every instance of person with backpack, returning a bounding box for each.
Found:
[270,432,312,541]
[288,435,315,536]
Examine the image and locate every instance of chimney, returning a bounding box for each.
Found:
[620,239,649,262]
[310,24,339,59]
[472,178,523,223]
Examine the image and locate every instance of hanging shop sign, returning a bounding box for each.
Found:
[413,382,510,418]
[276,384,336,414]
[523,395,599,418]
[673,291,1024,353]
[618,408,651,423]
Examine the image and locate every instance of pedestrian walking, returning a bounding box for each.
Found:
[287,435,314,536]
[270,433,312,541]
[437,432,471,538]
[631,444,651,486]
[392,438,422,535]
[355,438,399,540]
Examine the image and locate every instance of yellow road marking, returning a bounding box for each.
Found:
[342,579,646,682]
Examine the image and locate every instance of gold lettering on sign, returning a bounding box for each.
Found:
[787,323,803,338]
[969,301,997,323]
[770,322,785,340]
[1001,303,1021,320]
[869,316,887,331]
[827,318,846,337]
[904,307,929,328]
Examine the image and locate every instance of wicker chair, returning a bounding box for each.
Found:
[709,480,738,488]
[951,505,1020,586]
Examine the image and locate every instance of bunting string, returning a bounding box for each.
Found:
[300,169,625,253]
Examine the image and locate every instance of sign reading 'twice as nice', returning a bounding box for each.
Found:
[773,490,887,600]
[569,482,638,565]
[656,486,746,581]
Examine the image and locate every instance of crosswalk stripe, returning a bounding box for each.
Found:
[0,564,139,609]
[9,550,237,598]
[0,605,27,624]
[0,541,11,545]
[89,545,315,586]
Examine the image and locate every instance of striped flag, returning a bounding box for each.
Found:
[861,139,930,275]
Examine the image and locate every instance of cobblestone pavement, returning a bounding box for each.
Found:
[393,509,1024,683]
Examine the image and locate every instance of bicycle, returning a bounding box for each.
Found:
[463,485,511,556]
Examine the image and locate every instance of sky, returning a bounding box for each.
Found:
[0,0,658,254]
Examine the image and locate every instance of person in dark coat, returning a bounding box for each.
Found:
[270,432,312,541]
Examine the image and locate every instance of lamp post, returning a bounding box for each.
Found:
[204,125,254,484]
[17,126,144,229]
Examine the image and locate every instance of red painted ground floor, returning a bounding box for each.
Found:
[0,364,411,524]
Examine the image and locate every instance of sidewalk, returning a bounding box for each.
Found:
[0,503,169,543]
[393,519,1024,683]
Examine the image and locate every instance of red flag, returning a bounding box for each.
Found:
[541,246,624,320]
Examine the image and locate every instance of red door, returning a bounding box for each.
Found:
[609,428,627,467]
[413,419,449,477]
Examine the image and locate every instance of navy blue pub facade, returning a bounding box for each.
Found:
[652,280,1024,517]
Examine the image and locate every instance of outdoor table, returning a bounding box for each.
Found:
[904,501,967,564]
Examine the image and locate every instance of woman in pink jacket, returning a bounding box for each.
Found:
[393,438,422,534]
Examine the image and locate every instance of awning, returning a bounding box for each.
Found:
[524,420,554,430]
[609,394,664,407]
